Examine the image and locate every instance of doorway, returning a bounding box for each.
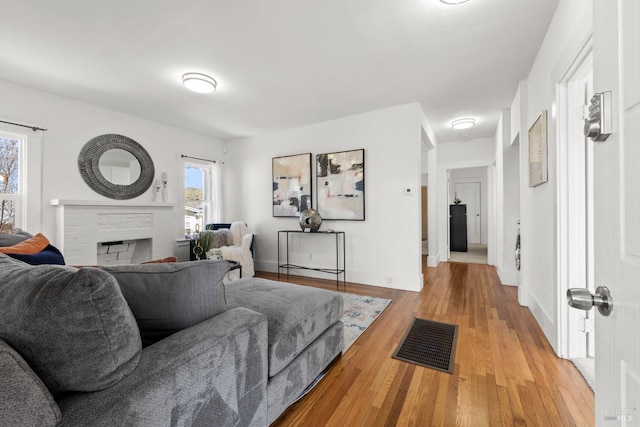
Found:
[421,186,428,256]
[453,181,481,244]
[448,167,488,264]
[557,45,594,389]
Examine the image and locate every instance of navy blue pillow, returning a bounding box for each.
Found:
[8,245,66,265]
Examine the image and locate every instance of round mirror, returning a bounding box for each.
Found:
[98,149,142,185]
[78,134,155,200]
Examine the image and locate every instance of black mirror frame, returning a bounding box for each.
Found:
[78,134,155,200]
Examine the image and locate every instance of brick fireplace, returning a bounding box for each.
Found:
[50,200,177,265]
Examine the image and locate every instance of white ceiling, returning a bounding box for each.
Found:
[0,0,558,143]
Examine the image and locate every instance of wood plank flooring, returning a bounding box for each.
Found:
[259,260,594,426]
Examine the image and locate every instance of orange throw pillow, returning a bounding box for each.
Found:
[142,257,177,264]
[0,233,50,255]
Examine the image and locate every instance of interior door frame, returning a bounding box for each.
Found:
[439,159,496,266]
[555,34,593,359]
[452,179,483,244]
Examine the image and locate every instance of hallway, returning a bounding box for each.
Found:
[268,261,594,425]
[449,243,488,264]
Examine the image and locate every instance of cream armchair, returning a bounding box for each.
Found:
[206,222,254,278]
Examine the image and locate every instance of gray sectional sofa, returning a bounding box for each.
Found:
[0,254,344,426]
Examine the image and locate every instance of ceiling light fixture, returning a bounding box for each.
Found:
[451,118,476,130]
[440,0,470,4]
[182,73,217,94]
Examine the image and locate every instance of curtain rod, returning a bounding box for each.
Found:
[180,154,223,164]
[0,120,47,132]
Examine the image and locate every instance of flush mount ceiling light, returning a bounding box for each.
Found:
[182,73,217,94]
[451,118,476,130]
[440,0,470,4]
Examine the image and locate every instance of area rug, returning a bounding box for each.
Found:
[341,292,392,353]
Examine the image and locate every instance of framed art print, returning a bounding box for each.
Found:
[316,149,365,220]
[528,110,548,187]
[272,153,312,217]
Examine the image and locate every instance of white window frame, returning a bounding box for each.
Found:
[0,130,27,232]
[183,159,219,235]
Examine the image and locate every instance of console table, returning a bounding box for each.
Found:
[277,230,345,288]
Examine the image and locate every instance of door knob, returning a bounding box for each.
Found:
[567,286,613,316]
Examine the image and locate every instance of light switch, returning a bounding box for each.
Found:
[404,187,414,195]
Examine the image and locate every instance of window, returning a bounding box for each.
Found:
[0,132,25,234]
[184,160,222,238]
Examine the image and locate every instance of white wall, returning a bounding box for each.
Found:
[518,0,593,352]
[495,108,520,286]
[0,79,225,259]
[419,113,440,267]
[438,137,495,165]
[224,103,426,291]
[511,81,527,295]
[495,114,505,280]
[426,146,439,266]
[420,151,429,186]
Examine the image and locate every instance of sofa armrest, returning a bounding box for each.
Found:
[0,338,61,427]
[58,307,268,427]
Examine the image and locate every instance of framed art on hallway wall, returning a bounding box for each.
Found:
[528,110,548,187]
[272,153,312,217]
[316,149,365,220]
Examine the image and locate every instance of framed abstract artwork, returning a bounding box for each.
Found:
[528,110,548,187]
[272,153,312,217]
[316,149,365,220]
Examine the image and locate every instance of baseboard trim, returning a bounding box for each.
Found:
[255,260,423,292]
[427,254,440,268]
[497,264,518,286]
[525,291,559,355]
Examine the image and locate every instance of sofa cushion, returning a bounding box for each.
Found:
[0,229,32,247]
[102,260,232,346]
[0,254,141,394]
[226,278,344,377]
[0,338,61,427]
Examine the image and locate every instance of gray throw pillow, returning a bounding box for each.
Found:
[102,260,232,346]
[211,229,234,248]
[0,255,141,395]
[0,229,32,247]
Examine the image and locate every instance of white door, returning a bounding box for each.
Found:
[563,65,596,365]
[590,0,640,423]
[454,182,481,244]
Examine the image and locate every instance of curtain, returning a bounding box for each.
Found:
[210,162,223,222]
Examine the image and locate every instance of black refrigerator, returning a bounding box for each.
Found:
[450,204,467,252]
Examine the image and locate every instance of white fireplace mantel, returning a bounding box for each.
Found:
[50,199,177,208]
[50,199,179,265]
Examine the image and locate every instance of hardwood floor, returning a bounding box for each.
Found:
[259,259,595,426]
